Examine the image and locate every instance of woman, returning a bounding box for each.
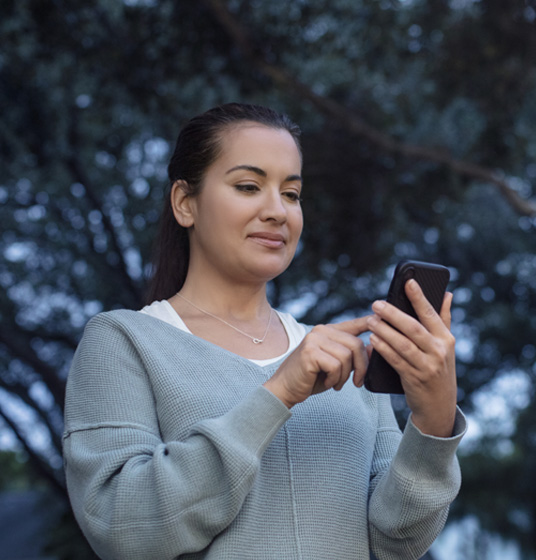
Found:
[63,103,465,560]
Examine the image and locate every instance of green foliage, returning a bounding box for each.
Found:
[454,392,536,558]
[1,0,536,556]
[0,450,37,491]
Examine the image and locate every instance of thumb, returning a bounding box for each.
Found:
[439,292,453,330]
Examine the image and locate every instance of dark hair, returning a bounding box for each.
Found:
[144,103,302,304]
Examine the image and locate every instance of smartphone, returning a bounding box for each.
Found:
[364,260,450,394]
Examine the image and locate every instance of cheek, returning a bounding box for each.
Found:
[285,211,303,258]
[291,209,304,237]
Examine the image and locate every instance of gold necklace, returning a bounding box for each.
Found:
[176,293,273,344]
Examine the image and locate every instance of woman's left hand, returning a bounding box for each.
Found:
[367,278,457,438]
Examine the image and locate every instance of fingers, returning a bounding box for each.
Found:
[368,315,422,372]
[308,334,353,391]
[327,317,371,388]
[440,291,453,330]
[368,280,457,392]
[367,279,456,374]
[330,316,371,337]
[349,337,369,388]
[307,325,369,390]
[264,321,370,407]
[367,279,458,438]
[368,280,450,352]
[404,279,450,334]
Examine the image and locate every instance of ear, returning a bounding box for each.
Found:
[171,180,195,228]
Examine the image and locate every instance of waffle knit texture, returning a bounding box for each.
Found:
[63,310,465,560]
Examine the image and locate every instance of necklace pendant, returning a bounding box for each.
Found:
[175,293,272,345]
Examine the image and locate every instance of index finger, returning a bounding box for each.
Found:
[405,279,449,334]
[329,316,372,336]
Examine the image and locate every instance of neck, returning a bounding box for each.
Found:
[167,269,288,357]
[178,276,270,321]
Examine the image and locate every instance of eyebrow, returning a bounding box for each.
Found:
[226,164,302,183]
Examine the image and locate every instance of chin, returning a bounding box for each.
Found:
[240,252,296,283]
[254,263,293,282]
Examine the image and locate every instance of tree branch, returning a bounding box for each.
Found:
[66,104,145,304]
[0,376,63,455]
[0,327,65,410]
[202,0,536,217]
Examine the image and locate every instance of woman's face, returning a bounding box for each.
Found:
[181,123,303,286]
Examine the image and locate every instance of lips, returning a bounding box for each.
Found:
[248,232,286,248]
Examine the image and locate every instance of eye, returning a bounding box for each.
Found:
[235,183,260,194]
[283,191,302,203]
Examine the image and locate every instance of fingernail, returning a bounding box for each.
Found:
[407,279,418,291]
[372,301,385,312]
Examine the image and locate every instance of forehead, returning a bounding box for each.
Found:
[211,123,302,172]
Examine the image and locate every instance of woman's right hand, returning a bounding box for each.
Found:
[263,317,371,408]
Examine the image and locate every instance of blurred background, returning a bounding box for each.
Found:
[1,0,536,558]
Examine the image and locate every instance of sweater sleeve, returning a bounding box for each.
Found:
[367,396,466,560]
[62,314,291,560]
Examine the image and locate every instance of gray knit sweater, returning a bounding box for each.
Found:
[63,310,465,560]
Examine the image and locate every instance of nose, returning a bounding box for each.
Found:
[259,187,287,224]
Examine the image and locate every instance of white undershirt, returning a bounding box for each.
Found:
[139,300,307,366]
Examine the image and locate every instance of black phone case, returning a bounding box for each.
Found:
[364,260,450,394]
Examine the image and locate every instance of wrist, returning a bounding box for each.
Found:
[263,378,296,409]
[410,409,456,438]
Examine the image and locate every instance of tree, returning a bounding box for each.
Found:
[1,0,536,556]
